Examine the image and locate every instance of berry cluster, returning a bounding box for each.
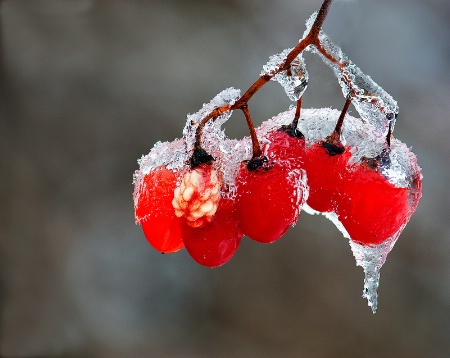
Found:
[134,113,308,267]
[133,0,422,312]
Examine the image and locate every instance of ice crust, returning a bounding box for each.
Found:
[261,49,309,101]
[183,87,241,157]
[134,88,254,203]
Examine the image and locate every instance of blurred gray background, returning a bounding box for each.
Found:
[1,0,449,357]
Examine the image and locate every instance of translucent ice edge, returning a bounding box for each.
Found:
[261,48,309,101]
[304,202,401,313]
[349,234,400,313]
[183,87,241,158]
[324,209,405,313]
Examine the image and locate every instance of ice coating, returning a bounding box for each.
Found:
[261,49,309,101]
[320,209,403,313]
[217,137,253,199]
[133,139,188,211]
[349,236,398,313]
[257,106,386,162]
[302,12,398,138]
[287,167,309,223]
[182,87,240,159]
[381,139,422,189]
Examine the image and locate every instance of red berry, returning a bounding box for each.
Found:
[236,130,307,244]
[336,162,411,246]
[182,198,242,267]
[264,129,306,169]
[134,166,184,253]
[303,142,352,213]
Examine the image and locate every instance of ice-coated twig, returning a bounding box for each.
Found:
[261,49,308,101]
[303,13,399,139]
[193,0,335,155]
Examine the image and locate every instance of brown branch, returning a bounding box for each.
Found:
[194,105,230,148]
[331,96,352,141]
[292,97,302,129]
[309,0,333,39]
[241,106,262,158]
[322,96,351,156]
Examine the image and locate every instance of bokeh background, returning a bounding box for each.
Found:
[1,0,449,356]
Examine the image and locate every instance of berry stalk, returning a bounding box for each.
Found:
[241,105,262,158]
[322,96,351,155]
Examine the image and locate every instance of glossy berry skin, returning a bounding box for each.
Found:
[135,166,184,253]
[303,142,352,213]
[236,129,306,244]
[264,129,306,168]
[336,162,411,246]
[182,198,242,267]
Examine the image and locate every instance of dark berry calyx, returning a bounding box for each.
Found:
[190,147,214,168]
[279,124,305,139]
[361,148,391,171]
[322,135,345,156]
[246,155,271,171]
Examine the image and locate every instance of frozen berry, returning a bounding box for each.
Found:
[264,128,306,169]
[182,198,242,267]
[134,166,184,253]
[336,160,411,246]
[303,141,352,213]
[236,130,307,244]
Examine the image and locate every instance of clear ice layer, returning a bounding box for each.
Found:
[261,49,309,101]
[182,87,241,159]
[349,235,398,313]
[217,137,253,199]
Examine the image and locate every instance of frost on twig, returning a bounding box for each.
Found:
[261,49,309,102]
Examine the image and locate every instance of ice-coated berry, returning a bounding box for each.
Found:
[236,129,307,244]
[263,128,306,169]
[336,161,417,246]
[303,142,352,213]
[134,166,184,253]
[182,198,242,267]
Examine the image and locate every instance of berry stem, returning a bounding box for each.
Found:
[322,96,351,155]
[292,97,302,129]
[331,96,352,141]
[194,105,230,149]
[279,97,304,138]
[241,105,262,158]
[386,121,392,147]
